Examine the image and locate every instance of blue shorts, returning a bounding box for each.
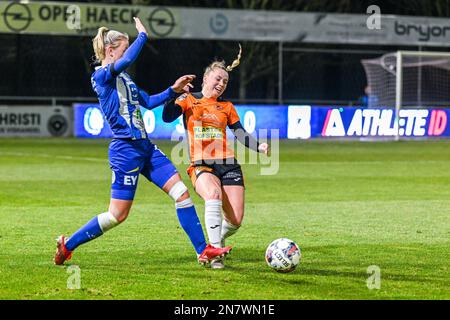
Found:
[108,139,178,200]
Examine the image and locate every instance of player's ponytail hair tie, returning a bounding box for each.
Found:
[225,43,242,72]
[92,26,129,62]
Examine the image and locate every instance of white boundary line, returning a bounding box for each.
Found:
[0,152,106,163]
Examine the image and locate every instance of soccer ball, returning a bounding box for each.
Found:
[265,238,301,273]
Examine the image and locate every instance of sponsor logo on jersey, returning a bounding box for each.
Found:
[193,126,223,140]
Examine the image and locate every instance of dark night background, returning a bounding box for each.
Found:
[1,0,449,105]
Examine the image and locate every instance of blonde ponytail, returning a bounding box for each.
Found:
[93,27,109,62]
[92,27,129,63]
[225,43,242,72]
[204,43,242,77]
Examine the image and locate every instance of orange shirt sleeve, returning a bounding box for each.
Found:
[175,93,189,113]
[227,102,240,126]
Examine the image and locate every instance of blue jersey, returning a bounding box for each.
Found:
[90,32,176,140]
[91,67,147,139]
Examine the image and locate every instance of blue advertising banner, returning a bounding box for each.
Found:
[73,103,288,139]
[232,105,287,139]
[73,103,450,139]
[316,107,449,138]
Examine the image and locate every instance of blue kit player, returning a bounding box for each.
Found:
[54,17,231,266]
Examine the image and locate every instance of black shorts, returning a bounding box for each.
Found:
[187,159,245,187]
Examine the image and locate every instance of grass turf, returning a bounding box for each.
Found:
[0,138,448,299]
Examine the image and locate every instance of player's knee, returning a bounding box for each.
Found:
[228,217,242,228]
[109,208,129,223]
[98,211,120,232]
[115,213,128,223]
[204,187,222,201]
[113,211,128,223]
[168,181,189,202]
[177,190,190,201]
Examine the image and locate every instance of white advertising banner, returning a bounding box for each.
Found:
[186,10,450,46]
[1,1,450,46]
[0,105,72,137]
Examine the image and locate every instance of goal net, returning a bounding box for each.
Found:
[361,51,450,140]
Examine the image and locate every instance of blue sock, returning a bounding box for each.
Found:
[176,199,207,254]
[65,216,104,251]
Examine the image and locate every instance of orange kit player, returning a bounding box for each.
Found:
[162,45,269,268]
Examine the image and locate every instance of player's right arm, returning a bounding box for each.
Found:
[162,75,194,121]
[139,74,194,111]
[162,94,185,122]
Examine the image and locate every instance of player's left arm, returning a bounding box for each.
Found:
[111,17,148,77]
[229,121,269,154]
[138,75,195,110]
[138,86,177,110]
[227,104,269,154]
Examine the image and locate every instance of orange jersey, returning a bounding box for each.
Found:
[175,93,240,163]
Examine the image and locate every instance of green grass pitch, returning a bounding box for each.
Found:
[0,138,449,299]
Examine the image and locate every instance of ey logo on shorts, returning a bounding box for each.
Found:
[124,167,139,186]
[124,175,138,186]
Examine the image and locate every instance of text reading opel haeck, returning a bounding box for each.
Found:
[174,303,276,317]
